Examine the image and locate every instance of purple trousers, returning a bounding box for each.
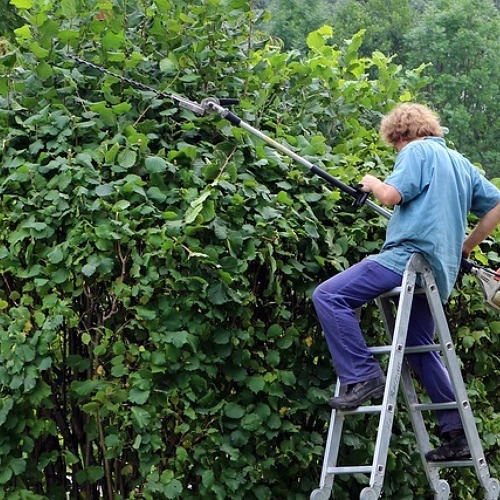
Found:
[312,259,462,432]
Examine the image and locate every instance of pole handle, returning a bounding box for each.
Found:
[353,189,369,207]
[460,258,474,273]
[219,98,239,106]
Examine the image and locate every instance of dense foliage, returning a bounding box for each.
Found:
[0,0,23,40]
[0,0,498,499]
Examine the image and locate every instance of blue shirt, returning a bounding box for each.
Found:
[368,137,500,301]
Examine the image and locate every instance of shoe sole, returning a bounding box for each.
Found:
[426,449,471,462]
[329,385,386,411]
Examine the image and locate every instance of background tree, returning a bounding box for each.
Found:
[404,0,500,177]
[259,0,333,51]
[259,0,500,175]
[328,0,413,59]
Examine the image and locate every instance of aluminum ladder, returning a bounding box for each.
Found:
[310,253,500,500]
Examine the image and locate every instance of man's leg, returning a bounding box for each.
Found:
[312,259,402,408]
[405,295,463,431]
[406,295,469,460]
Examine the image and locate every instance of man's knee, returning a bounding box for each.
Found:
[311,284,325,306]
[312,284,346,310]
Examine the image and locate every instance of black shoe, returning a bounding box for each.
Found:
[425,429,471,461]
[328,375,386,411]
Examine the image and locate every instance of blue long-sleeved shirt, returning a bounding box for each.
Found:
[368,137,500,302]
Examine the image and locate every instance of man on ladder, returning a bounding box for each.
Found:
[312,102,500,461]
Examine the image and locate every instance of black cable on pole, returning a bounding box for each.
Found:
[67,54,208,115]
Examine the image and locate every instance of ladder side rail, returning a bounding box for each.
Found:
[399,360,451,498]
[311,310,379,499]
[318,388,346,492]
[417,255,495,493]
[374,295,396,340]
[377,291,449,499]
[367,263,417,494]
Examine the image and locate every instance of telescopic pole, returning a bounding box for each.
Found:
[65,57,500,304]
[200,98,392,219]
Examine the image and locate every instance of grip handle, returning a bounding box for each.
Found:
[352,185,369,207]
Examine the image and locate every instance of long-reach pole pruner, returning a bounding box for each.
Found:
[68,55,392,219]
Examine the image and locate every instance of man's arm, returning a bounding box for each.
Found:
[462,200,500,257]
[359,174,402,206]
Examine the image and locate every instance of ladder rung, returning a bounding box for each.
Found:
[368,344,441,355]
[378,287,426,298]
[428,459,474,468]
[413,402,458,411]
[379,287,403,298]
[327,466,373,475]
[342,405,383,415]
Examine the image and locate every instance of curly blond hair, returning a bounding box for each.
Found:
[380,103,443,147]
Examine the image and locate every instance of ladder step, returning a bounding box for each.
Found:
[378,286,426,298]
[368,344,441,355]
[379,286,403,298]
[428,459,474,468]
[327,466,373,475]
[413,402,458,411]
[340,402,459,414]
[341,404,383,415]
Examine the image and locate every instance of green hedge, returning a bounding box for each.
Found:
[0,1,498,498]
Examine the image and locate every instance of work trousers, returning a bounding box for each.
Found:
[312,258,462,433]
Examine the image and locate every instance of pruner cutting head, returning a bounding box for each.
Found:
[171,95,206,115]
[201,97,227,116]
